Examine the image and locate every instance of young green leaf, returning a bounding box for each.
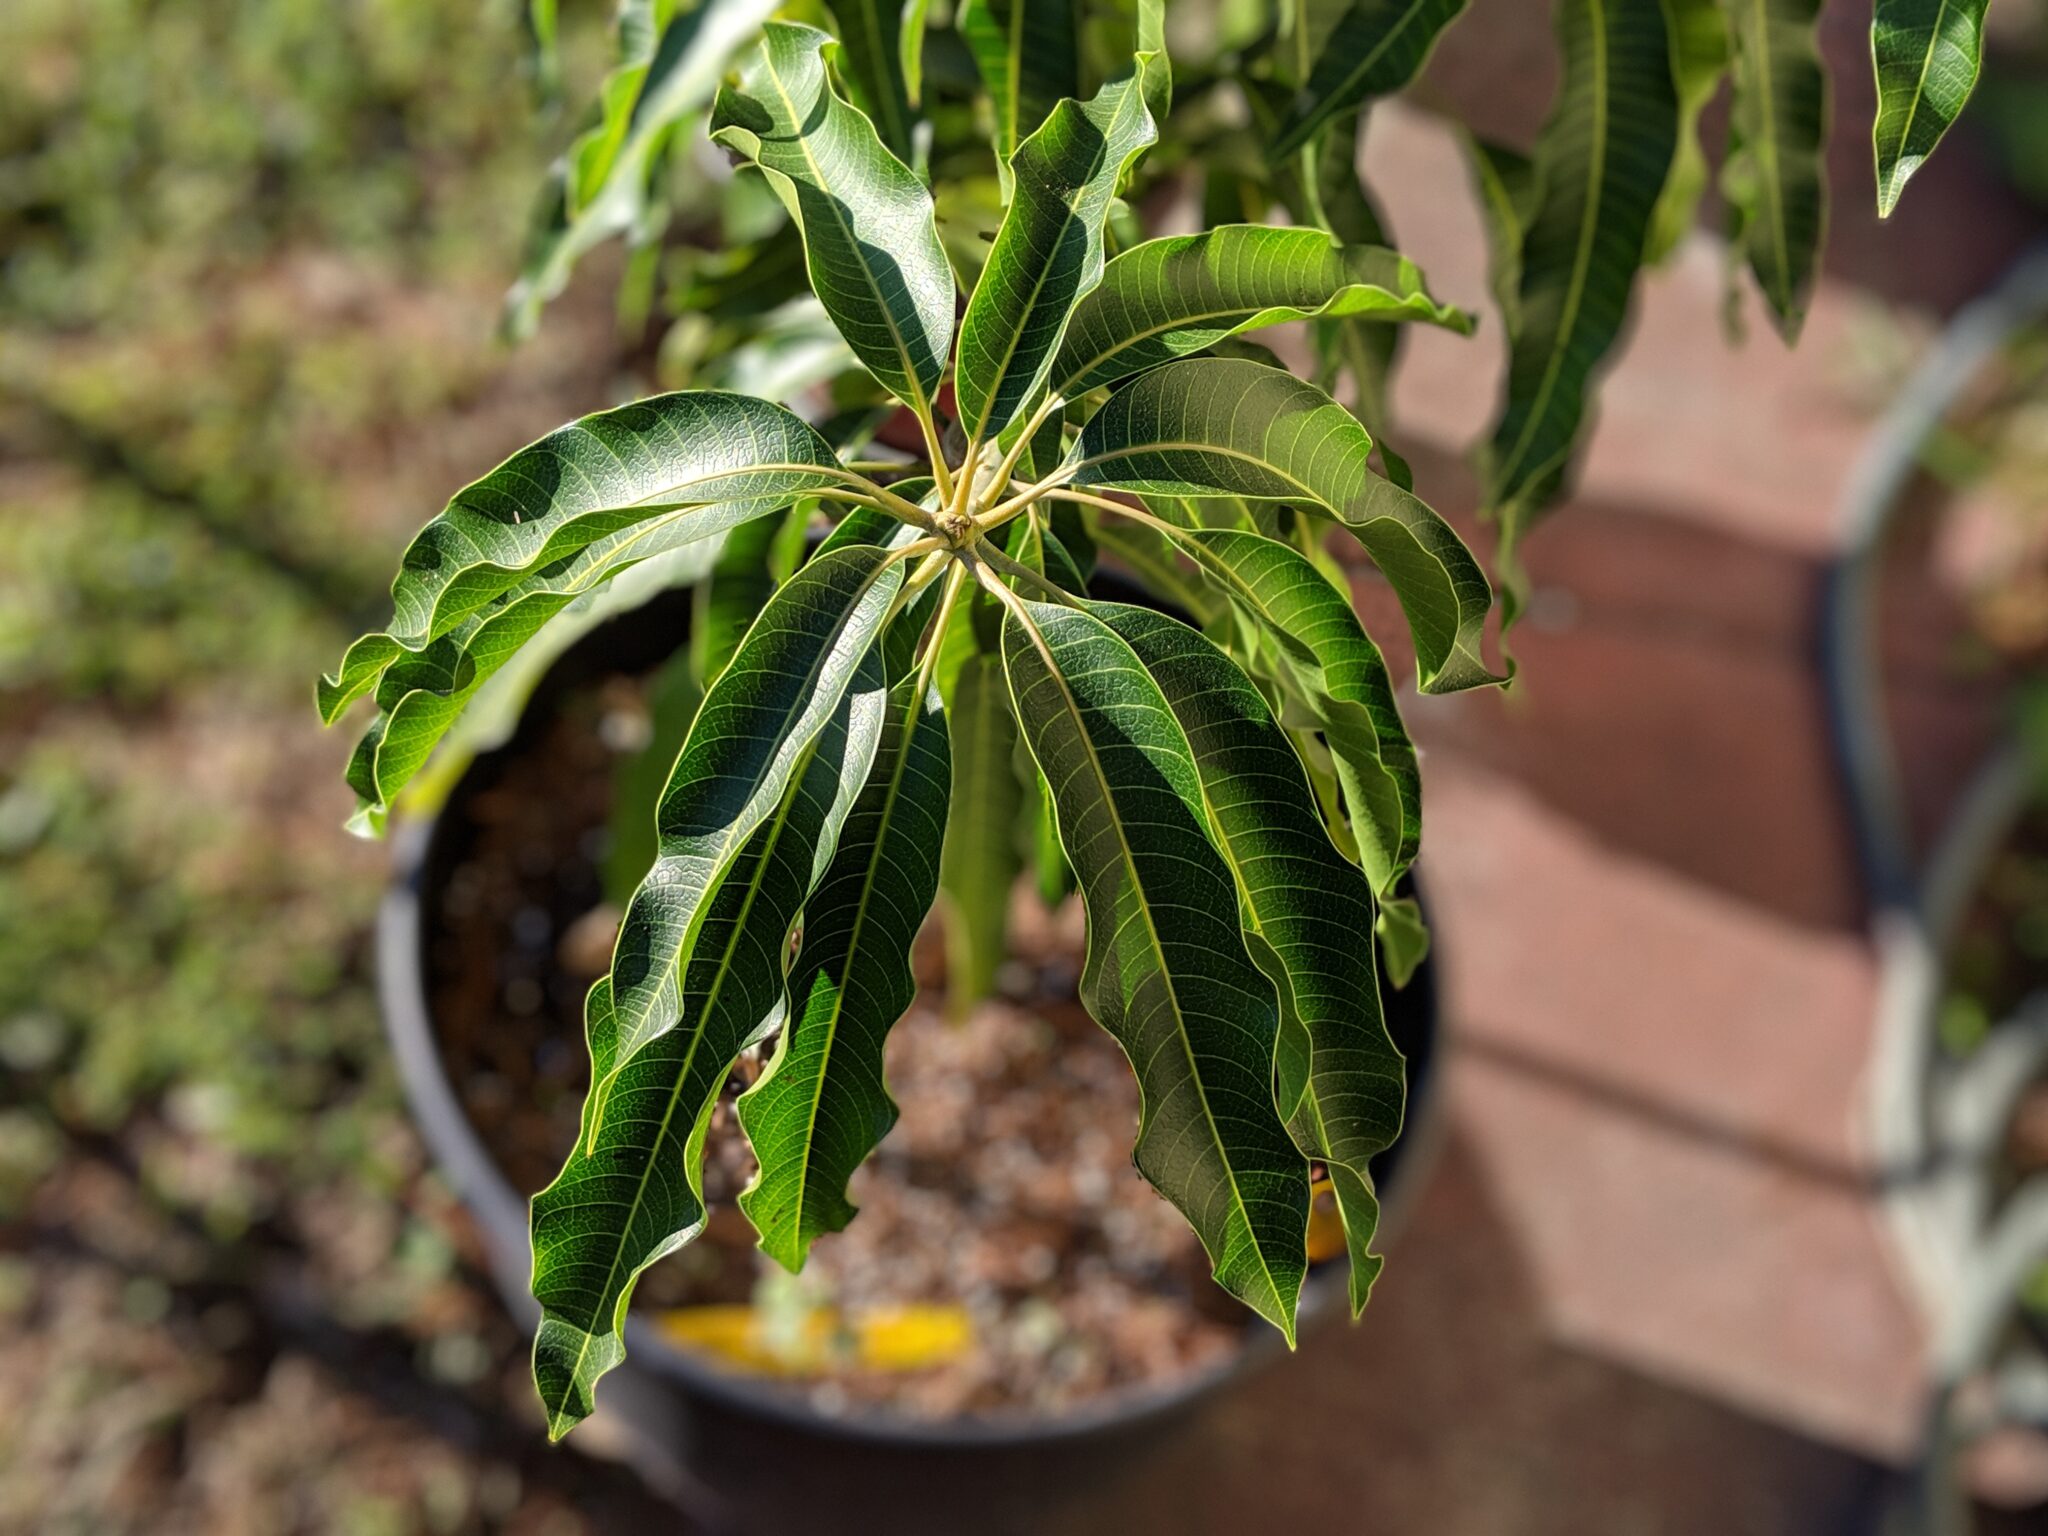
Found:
[531,655,887,1439]
[954,66,1161,446]
[829,0,923,159]
[320,392,849,728]
[1271,0,1473,159]
[1070,356,1501,693]
[738,676,951,1269]
[1724,0,1828,340]
[504,0,779,340]
[1093,603,1404,1315]
[1465,135,1537,337]
[1644,0,1730,264]
[1170,526,1420,895]
[599,545,904,1088]
[1000,597,1310,1339]
[1483,0,1678,537]
[936,651,1026,1016]
[1871,0,1990,219]
[1051,225,1471,397]
[711,22,956,418]
[958,0,1083,186]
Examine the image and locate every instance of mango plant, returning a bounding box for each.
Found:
[326,0,1991,1441]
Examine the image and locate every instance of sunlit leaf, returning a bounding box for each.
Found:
[739,676,951,1268]
[531,650,889,1439]
[712,21,956,417]
[599,545,903,1084]
[954,65,1162,445]
[1052,225,1470,397]
[1096,603,1403,1314]
[1872,0,1990,219]
[1002,596,1309,1338]
[1070,356,1501,693]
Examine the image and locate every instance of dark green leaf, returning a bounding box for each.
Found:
[830,0,922,159]
[600,545,904,1083]
[1645,0,1730,263]
[738,676,951,1268]
[1482,0,1677,537]
[954,67,1162,445]
[1169,526,1419,895]
[503,0,779,340]
[1052,225,1470,397]
[1002,598,1309,1338]
[1271,0,1472,158]
[531,652,888,1439]
[1723,0,1827,339]
[1872,0,1990,219]
[1095,603,1404,1315]
[711,22,956,417]
[1070,356,1501,693]
[958,0,1082,184]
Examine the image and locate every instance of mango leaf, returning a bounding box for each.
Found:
[1482,0,1677,538]
[1052,225,1470,397]
[1271,0,1472,158]
[598,545,904,1090]
[1002,598,1309,1339]
[606,648,703,904]
[1070,356,1501,693]
[1376,891,1431,988]
[1645,0,1729,263]
[691,506,804,690]
[711,22,956,418]
[503,0,779,340]
[830,0,923,159]
[958,0,1082,189]
[532,653,888,1440]
[739,676,951,1268]
[320,392,847,723]
[1465,135,1537,336]
[1722,0,1827,339]
[1872,0,1990,219]
[936,650,1025,1016]
[1170,525,1419,896]
[953,65,1161,446]
[1095,603,1403,1315]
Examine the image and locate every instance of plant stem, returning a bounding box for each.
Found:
[976,541,1082,608]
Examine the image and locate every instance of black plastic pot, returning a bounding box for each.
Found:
[378,573,1444,1535]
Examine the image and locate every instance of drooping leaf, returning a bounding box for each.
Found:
[738,676,951,1268]
[503,0,780,340]
[1482,0,1678,538]
[1376,891,1431,988]
[1070,356,1501,693]
[1271,0,1473,158]
[531,653,889,1440]
[1871,0,1990,219]
[936,650,1025,1016]
[1001,598,1310,1339]
[1645,0,1730,263]
[606,648,703,904]
[830,0,923,159]
[1166,525,1419,895]
[953,66,1162,446]
[1052,225,1470,397]
[1094,603,1404,1315]
[957,0,1082,187]
[1465,135,1537,336]
[1723,0,1828,339]
[711,22,956,418]
[598,545,905,1086]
